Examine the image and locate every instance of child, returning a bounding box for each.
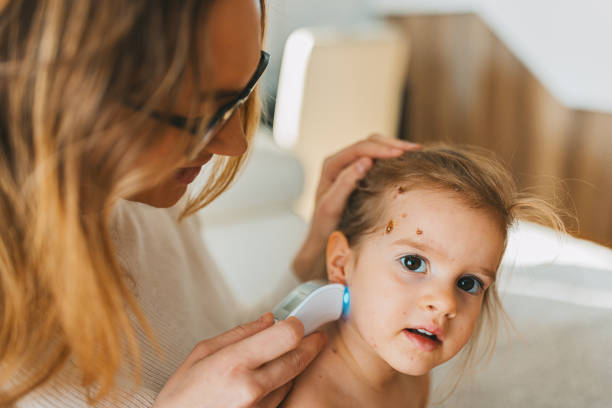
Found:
[281,144,563,407]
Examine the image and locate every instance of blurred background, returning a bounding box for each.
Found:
[261,0,612,248]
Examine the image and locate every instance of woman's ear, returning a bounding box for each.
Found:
[326,231,351,285]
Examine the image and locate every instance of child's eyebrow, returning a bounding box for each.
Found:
[390,238,496,278]
[391,237,446,258]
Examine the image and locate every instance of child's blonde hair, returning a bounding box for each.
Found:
[337,143,565,378]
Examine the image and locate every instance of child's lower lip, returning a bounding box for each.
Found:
[403,329,442,352]
[174,166,201,184]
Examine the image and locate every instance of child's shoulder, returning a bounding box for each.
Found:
[280,384,337,408]
[281,374,351,408]
[283,369,430,408]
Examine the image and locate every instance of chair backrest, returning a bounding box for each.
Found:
[273,24,410,219]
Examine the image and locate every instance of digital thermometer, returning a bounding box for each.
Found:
[273,280,350,336]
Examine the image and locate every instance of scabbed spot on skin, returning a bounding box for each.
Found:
[398,185,407,194]
[392,185,400,199]
[416,228,423,235]
[385,220,394,234]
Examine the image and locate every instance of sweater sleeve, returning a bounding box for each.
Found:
[17,199,243,407]
[16,361,158,408]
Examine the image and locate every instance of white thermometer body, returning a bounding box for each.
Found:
[272,280,349,336]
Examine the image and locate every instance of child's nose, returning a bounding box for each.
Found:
[418,284,457,320]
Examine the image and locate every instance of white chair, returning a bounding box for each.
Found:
[273,24,410,219]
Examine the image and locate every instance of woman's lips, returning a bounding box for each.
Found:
[174,155,212,185]
[403,329,442,352]
[174,166,202,185]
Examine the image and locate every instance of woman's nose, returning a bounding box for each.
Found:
[418,284,457,320]
[202,110,248,157]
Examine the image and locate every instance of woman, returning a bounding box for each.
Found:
[0,0,418,406]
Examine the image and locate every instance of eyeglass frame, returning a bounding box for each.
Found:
[127,50,270,159]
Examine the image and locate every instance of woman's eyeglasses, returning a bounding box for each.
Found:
[128,50,270,159]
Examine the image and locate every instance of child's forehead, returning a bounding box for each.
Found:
[379,186,460,219]
[374,188,505,247]
[362,188,443,242]
[369,186,504,257]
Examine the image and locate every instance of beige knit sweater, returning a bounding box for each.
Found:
[17,199,244,407]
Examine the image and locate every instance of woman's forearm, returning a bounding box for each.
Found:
[292,233,327,282]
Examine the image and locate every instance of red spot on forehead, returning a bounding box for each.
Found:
[416,228,423,235]
[401,213,407,218]
[385,220,394,234]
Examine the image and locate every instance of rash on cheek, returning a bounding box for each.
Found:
[369,336,378,350]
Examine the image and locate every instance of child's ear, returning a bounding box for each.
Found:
[326,231,351,285]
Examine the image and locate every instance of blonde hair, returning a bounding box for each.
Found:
[337,143,565,389]
[0,0,265,405]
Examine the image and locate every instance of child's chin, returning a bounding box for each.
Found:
[386,356,433,376]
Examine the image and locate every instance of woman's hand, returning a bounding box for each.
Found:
[292,134,421,281]
[154,313,325,408]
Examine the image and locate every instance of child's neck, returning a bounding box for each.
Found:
[283,321,429,407]
[319,320,429,408]
[330,320,404,390]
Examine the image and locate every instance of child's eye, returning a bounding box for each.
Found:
[456,276,484,294]
[400,255,427,273]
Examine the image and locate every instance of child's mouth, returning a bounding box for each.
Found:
[403,328,442,351]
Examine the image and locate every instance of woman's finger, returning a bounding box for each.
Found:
[224,317,315,369]
[322,140,402,177]
[367,133,421,149]
[254,332,324,392]
[255,381,294,408]
[330,135,419,168]
[317,157,373,219]
[318,138,420,194]
[188,313,275,364]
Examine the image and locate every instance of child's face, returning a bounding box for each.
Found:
[328,188,505,376]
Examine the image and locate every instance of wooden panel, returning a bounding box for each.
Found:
[389,14,612,247]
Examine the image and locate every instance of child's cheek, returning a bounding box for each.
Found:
[349,274,398,348]
[350,284,381,335]
[450,310,481,353]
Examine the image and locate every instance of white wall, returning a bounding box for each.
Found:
[373,0,474,13]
